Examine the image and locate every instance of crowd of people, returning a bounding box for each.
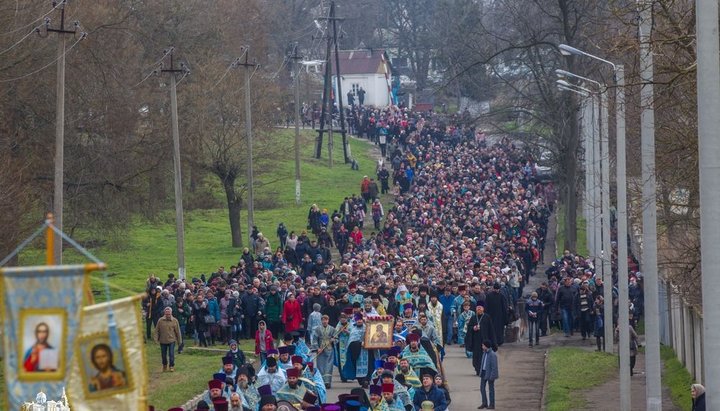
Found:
[143,103,568,411]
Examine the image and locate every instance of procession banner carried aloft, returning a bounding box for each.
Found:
[67,294,148,411]
[0,264,90,410]
[364,315,395,349]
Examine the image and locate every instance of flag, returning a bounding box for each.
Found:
[66,295,148,411]
[0,264,89,410]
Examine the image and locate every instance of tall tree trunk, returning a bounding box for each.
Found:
[222,177,243,248]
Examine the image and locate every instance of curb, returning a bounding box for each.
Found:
[540,347,549,411]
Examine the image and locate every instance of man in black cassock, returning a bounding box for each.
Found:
[484,283,509,346]
[465,302,496,376]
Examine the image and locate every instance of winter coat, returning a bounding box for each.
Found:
[282,299,303,332]
[265,292,283,323]
[480,348,499,381]
[153,315,182,345]
[692,393,706,411]
[412,384,448,411]
[208,298,221,322]
[525,298,544,320]
[255,329,275,354]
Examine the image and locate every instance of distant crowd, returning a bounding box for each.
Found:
[143,105,585,411]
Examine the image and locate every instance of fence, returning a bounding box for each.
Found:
[631,224,705,383]
[661,280,704,383]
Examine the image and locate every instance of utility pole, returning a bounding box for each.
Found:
[315,1,348,163]
[289,44,303,205]
[582,97,593,259]
[45,0,79,264]
[235,48,259,245]
[697,0,720,408]
[615,64,631,411]
[331,3,349,163]
[160,48,189,280]
[637,2,661,409]
[600,91,613,354]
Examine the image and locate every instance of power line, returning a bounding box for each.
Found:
[131,48,177,89]
[0,0,63,36]
[175,69,190,86]
[130,67,160,89]
[270,56,289,79]
[0,23,41,57]
[0,33,85,83]
[209,48,247,90]
[141,46,173,72]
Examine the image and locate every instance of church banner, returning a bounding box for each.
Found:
[66,294,148,411]
[0,265,89,410]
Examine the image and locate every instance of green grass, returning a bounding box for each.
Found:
[660,345,694,411]
[555,204,588,256]
[17,130,381,298]
[546,347,618,411]
[2,130,380,409]
[146,341,227,409]
[145,339,257,410]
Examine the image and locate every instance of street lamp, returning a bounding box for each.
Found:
[556,69,602,88]
[558,44,617,69]
[555,79,592,94]
[559,72,613,356]
[557,84,588,96]
[558,44,633,411]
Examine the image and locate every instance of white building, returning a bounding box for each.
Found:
[332,48,394,108]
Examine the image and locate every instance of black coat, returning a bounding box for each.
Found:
[322,304,341,326]
[692,393,706,411]
[484,291,508,345]
[465,313,496,375]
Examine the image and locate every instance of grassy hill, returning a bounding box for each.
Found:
[1,130,381,410]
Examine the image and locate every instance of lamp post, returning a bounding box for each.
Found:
[558,73,613,356]
[559,44,631,411]
[637,2,662,409]
[696,0,720,408]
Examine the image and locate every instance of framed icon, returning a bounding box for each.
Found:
[18,308,67,380]
[364,317,394,349]
[76,331,133,398]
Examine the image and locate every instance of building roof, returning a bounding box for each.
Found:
[332,49,389,76]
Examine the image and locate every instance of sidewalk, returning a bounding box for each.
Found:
[578,350,679,411]
[537,212,678,410]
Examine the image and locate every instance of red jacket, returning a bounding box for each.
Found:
[255,329,275,355]
[350,230,363,246]
[282,299,303,332]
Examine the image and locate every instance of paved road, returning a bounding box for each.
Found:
[323,214,557,409]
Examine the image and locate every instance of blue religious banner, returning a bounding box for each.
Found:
[1,264,90,410]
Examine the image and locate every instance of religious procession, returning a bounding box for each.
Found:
[134,102,554,411]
